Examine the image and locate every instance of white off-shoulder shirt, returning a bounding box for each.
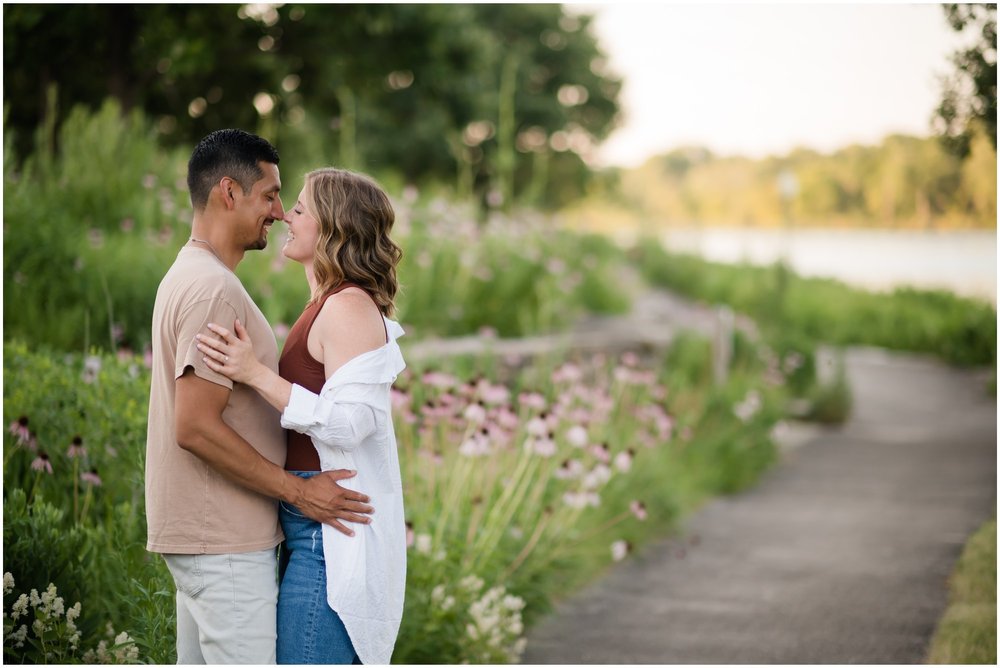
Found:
[280,317,407,665]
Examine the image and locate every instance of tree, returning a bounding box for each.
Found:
[3,3,621,208]
[934,3,997,157]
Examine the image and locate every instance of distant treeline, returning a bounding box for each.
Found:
[617,129,996,229]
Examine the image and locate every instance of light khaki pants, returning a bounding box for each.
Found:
[163,549,278,664]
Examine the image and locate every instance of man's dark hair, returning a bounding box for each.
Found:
[187,129,280,210]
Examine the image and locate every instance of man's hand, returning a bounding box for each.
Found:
[293,469,374,537]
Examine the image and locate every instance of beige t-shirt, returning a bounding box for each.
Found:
[145,246,285,554]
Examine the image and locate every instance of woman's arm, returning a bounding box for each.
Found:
[197,289,387,449]
[197,320,293,412]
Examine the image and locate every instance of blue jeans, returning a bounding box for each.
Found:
[277,472,360,665]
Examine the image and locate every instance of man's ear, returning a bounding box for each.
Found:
[218,177,238,209]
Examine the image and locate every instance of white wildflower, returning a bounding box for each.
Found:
[9,623,28,648]
[415,534,432,554]
[3,572,13,595]
[460,575,484,593]
[431,584,447,604]
[733,389,763,422]
[11,594,29,620]
[611,539,630,562]
[82,355,102,384]
[503,594,526,611]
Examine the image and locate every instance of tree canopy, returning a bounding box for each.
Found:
[3,3,621,208]
[934,3,997,157]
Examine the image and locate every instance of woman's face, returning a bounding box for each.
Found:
[281,183,321,265]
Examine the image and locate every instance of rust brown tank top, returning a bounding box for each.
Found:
[279,282,385,471]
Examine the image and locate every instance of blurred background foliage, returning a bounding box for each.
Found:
[4,3,620,210]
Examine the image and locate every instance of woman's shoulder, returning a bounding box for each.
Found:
[315,287,385,347]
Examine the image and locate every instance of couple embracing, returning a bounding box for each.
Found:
[144,129,406,664]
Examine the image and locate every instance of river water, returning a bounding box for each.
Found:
[647,227,997,305]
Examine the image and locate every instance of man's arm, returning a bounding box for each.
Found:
[174,369,373,536]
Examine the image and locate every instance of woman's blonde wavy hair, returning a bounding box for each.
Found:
[306,168,402,316]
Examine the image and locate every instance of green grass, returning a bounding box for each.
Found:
[926,518,997,664]
[630,240,997,369]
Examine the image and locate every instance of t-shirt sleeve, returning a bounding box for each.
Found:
[175,297,240,390]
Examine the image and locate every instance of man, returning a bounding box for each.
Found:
[145,129,373,664]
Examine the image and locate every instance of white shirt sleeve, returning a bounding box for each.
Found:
[280,382,378,452]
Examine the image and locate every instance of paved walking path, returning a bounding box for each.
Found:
[524,346,997,664]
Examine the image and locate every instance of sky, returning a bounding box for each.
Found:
[570,2,972,167]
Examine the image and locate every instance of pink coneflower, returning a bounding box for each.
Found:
[81,468,102,486]
[630,500,648,521]
[31,452,53,474]
[478,383,510,406]
[551,363,582,384]
[405,522,415,548]
[621,351,640,367]
[462,401,487,425]
[273,323,290,340]
[589,442,611,464]
[555,458,584,480]
[518,392,547,411]
[532,434,557,458]
[562,491,589,509]
[565,425,588,448]
[496,407,519,431]
[526,415,548,437]
[390,388,411,410]
[422,370,459,389]
[8,416,30,445]
[459,432,490,457]
[614,449,634,473]
[67,435,86,458]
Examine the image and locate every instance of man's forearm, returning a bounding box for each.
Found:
[177,418,304,504]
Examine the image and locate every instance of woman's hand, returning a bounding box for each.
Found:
[196,320,265,385]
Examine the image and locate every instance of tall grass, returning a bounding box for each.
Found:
[926,518,997,664]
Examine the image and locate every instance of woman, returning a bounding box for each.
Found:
[195,168,406,664]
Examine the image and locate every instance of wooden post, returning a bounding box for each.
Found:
[713,305,734,385]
